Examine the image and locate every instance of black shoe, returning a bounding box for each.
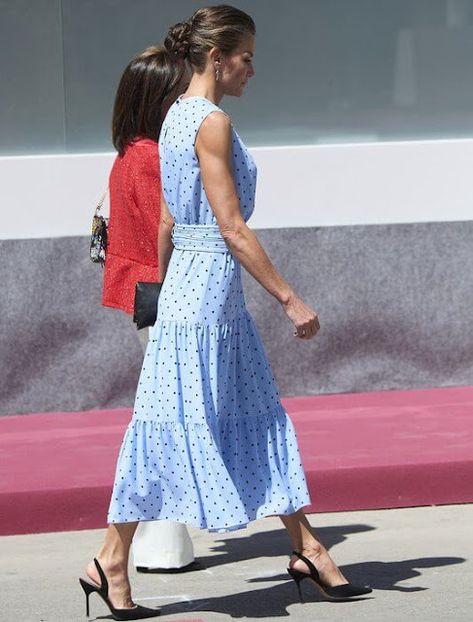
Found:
[287,550,372,602]
[136,560,204,574]
[79,558,160,620]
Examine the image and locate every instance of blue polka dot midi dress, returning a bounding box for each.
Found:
[108,96,310,532]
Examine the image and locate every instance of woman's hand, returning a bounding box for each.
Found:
[282,294,320,339]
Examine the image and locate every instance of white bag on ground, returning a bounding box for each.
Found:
[132,520,195,569]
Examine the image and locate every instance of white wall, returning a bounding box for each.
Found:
[1,138,472,240]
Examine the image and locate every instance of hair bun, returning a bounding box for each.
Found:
[164,21,191,59]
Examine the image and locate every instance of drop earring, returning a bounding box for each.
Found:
[215,63,220,82]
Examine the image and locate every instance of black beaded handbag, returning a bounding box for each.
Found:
[133,282,162,329]
[90,190,109,266]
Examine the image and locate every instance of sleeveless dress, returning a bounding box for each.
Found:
[108,96,310,532]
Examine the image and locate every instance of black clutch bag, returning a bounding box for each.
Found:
[133,282,162,329]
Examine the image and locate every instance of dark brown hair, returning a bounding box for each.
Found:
[165,5,255,72]
[112,46,185,155]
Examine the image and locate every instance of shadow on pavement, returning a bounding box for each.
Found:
[196,524,376,569]
[344,556,466,592]
[130,525,466,619]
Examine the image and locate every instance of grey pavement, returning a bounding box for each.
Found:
[1,505,472,622]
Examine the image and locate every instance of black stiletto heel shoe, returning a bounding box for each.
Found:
[287,550,372,602]
[79,558,160,620]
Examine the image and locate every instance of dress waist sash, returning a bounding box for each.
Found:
[172,223,228,253]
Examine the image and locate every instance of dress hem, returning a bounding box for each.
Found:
[107,498,311,534]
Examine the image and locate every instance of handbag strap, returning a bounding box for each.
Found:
[95,188,109,217]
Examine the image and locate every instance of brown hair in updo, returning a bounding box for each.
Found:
[112,46,185,155]
[165,5,255,72]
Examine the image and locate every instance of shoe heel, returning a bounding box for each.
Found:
[80,559,160,620]
[287,568,306,603]
[79,578,96,617]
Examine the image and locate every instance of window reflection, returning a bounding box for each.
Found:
[1,0,473,154]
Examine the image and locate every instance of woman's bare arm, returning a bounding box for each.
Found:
[158,191,174,282]
[196,112,319,339]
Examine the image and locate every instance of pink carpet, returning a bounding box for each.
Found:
[1,386,472,535]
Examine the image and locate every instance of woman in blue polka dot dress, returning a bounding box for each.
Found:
[82,6,371,618]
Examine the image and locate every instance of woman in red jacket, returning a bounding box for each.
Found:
[103,46,196,573]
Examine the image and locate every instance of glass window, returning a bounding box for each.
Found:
[1,0,473,155]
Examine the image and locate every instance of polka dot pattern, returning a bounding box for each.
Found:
[107,96,310,531]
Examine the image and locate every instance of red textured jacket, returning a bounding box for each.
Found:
[102,138,160,314]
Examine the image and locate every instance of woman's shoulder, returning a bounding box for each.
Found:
[109,139,160,189]
[172,96,229,122]
[122,138,159,168]
[131,137,158,148]
[126,138,158,156]
[198,109,231,143]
